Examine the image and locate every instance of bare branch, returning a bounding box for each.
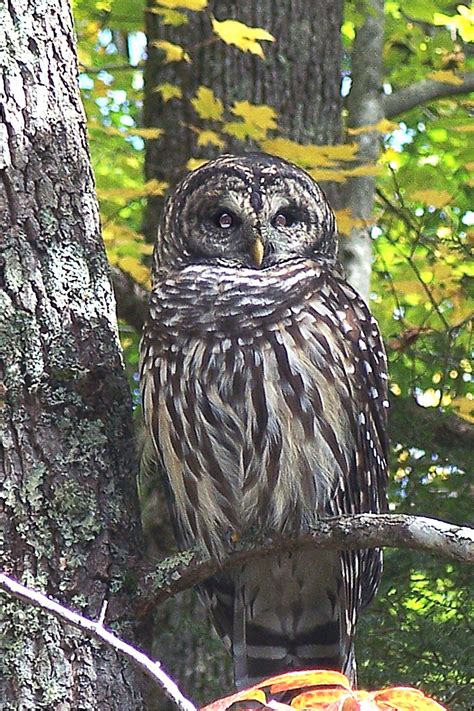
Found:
[0,574,197,711]
[384,72,474,118]
[138,514,474,615]
[111,264,149,332]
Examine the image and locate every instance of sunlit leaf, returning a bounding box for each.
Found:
[373,686,447,710]
[129,127,165,139]
[152,39,191,63]
[155,0,207,9]
[290,687,349,708]
[111,255,151,287]
[196,129,225,149]
[409,189,453,208]
[153,82,183,101]
[261,137,358,168]
[451,395,474,422]
[267,669,351,693]
[452,124,474,132]
[342,164,382,177]
[147,7,188,26]
[335,208,366,236]
[186,157,207,171]
[211,17,275,57]
[433,6,474,42]
[427,70,464,86]
[191,86,224,120]
[348,118,399,135]
[223,101,277,140]
[200,686,269,711]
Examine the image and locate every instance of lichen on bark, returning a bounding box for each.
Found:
[0,0,145,707]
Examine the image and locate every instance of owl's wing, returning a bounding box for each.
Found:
[315,273,389,617]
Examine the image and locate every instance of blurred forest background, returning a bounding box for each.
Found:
[73,0,473,708]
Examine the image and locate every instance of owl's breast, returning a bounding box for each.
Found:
[141,260,360,556]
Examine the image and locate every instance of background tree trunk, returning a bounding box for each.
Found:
[141,2,344,706]
[342,0,385,298]
[0,1,145,707]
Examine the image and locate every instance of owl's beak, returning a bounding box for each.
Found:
[251,236,264,267]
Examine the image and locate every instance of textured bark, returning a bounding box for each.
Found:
[0,1,145,708]
[141,2,344,705]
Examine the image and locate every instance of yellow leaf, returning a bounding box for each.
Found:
[452,124,474,132]
[374,686,448,710]
[200,687,268,711]
[98,179,167,202]
[267,669,351,693]
[138,243,154,255]
[428,70,464,86]
[98,187,146,201]
[335,208,366,236]
[153,82,182,102]
[211,17,275,58]
[342,164,382,177]
[147,7,189,26]
[129,127,164,139]
[155,0,207,9]
[117,256,151,287]
[223,101,277,141]
[191,86,224,120]
[433,6,474,42]
[196,129,225,149]
[410,189,453,208]
[318,144,359,161]
[103,223,140,247]
[291,688,349,709]
[186,157,207,171]
[261,137,358,168]
[143,179,168,196]
[309,168,347,183]
[152,39,191,63]
[348,118,399,135]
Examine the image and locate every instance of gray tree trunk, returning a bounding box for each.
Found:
[0,1,145,708]
[342,0,385,298]
[141,2,344,707]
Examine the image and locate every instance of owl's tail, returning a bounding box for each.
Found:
[231,551,355,691]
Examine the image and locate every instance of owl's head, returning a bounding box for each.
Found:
[154,153,338,274]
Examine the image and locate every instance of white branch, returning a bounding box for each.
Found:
[0,573,197,711]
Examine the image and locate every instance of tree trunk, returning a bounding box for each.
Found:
[141,2,344,706]
[0,1,145,707]
[342,0,385,298]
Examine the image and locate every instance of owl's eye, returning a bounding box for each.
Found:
[214,211,236,229]
[273,210,296,228]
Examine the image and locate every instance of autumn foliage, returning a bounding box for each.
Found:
[201,670,447,711]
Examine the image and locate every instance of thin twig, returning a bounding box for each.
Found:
[0,574,197,711]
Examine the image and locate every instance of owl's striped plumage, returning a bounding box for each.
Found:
[140,153,389,689]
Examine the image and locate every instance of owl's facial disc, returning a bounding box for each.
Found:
[164,153,338,270]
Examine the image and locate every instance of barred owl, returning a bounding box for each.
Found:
[140,153,389,689]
